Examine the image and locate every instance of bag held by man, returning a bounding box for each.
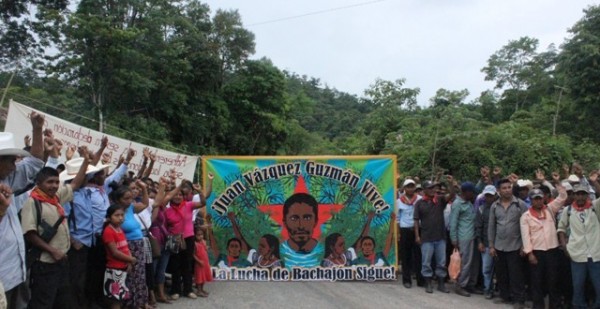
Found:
[448,248,461,281]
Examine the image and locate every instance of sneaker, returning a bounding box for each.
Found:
[484,291,493,299]
[170,293,179,300]
[186,292,198,299]
[403,282,412,289]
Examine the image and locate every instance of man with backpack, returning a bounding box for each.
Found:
[20,150,92,308]
[558,183,600,309]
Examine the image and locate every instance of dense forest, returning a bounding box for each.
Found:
[1,1,600,181]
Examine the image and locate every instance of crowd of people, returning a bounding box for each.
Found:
[396,166,600,309]
[1,111,599,309]
[0,112,215,309]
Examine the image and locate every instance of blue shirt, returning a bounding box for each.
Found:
[0,156,44,290]
[122,204,143,241]
[65,164,128,246]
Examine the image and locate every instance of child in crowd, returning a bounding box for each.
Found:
[103,205,137,309]
[194,226,213,297]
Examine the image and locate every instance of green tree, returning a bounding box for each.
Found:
[209,9,255,86]
[221,59,289,154]
[557,5,600,141]
[482,37,540,113]
[0,0,69,67]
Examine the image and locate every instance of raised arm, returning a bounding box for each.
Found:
[548,184,567,215]
[227,212,250,253]
[206,215,219,257]
[105,149,135,188]
[29,112,45,160]
[352,211,375,249]
[383,212,396,257]
[444,175,458,202]
[69,147,91,190]
[142,150,156,179]
[205,173,214,198]
[132,180,149,213]
[92,136,108,166]
[153,177,169,207]
[588,171,600,196]
[162,184,181,205]
[192,183,206,209]
[136,147,150,179]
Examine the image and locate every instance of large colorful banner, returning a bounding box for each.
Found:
[203,156,397,281]
[5,100,198,180]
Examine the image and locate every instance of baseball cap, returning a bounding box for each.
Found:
[403,179,416,187]
[482,185,497,196]
[422,180,438,189]
[529,188,544,199]
[460,181,476,193]
[573,184,589,194]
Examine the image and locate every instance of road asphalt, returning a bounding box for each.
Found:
[169,280,516,309]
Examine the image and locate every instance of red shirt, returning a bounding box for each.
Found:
[102,225,131,269]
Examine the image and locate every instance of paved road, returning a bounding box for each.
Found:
[168,280,515,309]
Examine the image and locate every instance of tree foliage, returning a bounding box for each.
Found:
[1,3,600,182]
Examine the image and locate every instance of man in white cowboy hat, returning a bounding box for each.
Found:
[69,145,135,307]
[0,112,46,309]
[21,147,92,309]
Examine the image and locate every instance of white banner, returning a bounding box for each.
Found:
[5,100,199,181]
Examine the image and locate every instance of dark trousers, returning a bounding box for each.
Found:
[400,227,424,284]
[530,248,561,309]
[67,245,88,309]
[557,249,573,308]
[169,236,194,295]
[496,249,525,303]
[85,240,106,306]
[28,260,72,309]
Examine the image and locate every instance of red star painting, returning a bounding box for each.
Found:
[257,176,344,240]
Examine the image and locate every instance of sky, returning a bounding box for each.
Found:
[202,0,595,106]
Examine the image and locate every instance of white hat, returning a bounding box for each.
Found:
[482,185,497,196]
[517,179,533,190]
[560,181,573,191]
[95,161,111,171]
[0,132,30,157]
[561,181,573,191]
[567,174,580,183]
[403,179,416,187]
[59,158,101,183]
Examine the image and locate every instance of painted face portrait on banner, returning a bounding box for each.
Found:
[204,156,397,282]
